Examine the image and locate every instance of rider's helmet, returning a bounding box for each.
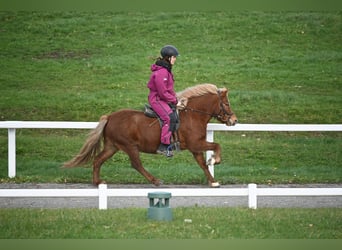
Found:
[161,45,179,58]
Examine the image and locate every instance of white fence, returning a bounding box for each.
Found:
[0,121,342,209]
[1,183,342,209]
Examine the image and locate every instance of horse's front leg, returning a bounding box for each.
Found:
[192,151,220,188]
[206,142,222,166]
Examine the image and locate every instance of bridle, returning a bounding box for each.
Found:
[181,90,235,122]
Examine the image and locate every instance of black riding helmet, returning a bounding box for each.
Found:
[161,45,179,58]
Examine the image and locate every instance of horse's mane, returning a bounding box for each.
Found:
[177,83,218,99]
[176,83,220,109]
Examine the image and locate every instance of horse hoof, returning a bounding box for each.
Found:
[153,179,163,186]
[209,182,220,188]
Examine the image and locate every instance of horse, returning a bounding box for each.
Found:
[63,83,238,187]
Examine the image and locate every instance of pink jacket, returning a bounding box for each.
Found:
[147,64,177,105]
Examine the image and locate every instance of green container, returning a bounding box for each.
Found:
[147,192,173,221]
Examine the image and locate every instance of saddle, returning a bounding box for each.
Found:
[144,104,180,151]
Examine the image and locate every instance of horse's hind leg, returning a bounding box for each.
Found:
[124,146,162,186]
[93,146,118,186]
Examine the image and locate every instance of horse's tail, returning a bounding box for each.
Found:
[62,115,108,168]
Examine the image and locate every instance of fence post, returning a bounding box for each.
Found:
[248,183,257,209]
[98,184,108,210]
[8,128,16,178]
[206,129,214,177]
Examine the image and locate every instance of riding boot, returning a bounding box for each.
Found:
[157,143,173,157]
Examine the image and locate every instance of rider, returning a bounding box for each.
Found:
[147,45,179,157]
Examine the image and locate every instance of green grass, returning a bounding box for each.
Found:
[0,207,341,239]
[0,11,341,184]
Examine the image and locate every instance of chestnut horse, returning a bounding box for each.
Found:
[63,84,237,187]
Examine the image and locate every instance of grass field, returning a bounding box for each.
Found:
[0,11,341,185]
[0,11,341,241]
[1,207,341,239]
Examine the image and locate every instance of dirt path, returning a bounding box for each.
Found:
[1,183,341,209]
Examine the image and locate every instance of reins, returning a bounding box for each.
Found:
[181,106,233,120]
[180,90,234,120]
[181,106,215,117]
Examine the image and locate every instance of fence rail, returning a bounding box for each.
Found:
[1,183,342,209]
[2,121,342,130]
[1,121,342,178]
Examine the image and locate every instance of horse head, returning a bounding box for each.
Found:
[177,84,238,126]
[215,88,238,126]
